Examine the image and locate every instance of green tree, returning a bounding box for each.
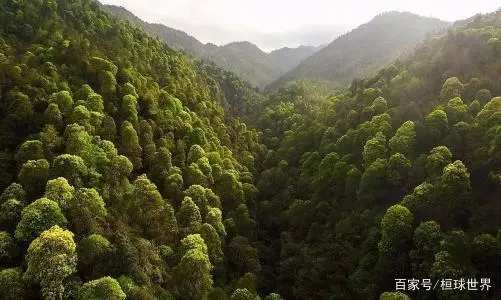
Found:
[0,183,26,204]
[40,125,63,154]
[177,196,202,235]
[25,226,77,300]
[475,88,492,106]
[49,91,74,116]
[63,124,92,157]
[379,204,413,256]
[471,233,499,276]
[409,221,443,277]
[206,207,226,237]
[5,91,33,123]
[387,153,411,186]
[424,110,449,147]
[388,121,416,157]
[175,234,213,300]
[67,188,107,235]
[78,277,126,300]
[18,159,50,199]
[0,268,26,299]
[120,121,142,170]
[264,293,281,300]
[440,77,464,101]
[15,140,45,165]
[51,154,88,188]
[425,146,452,179]
[376,205,413,290]
[150,147,172,184]
[228,236,261,275]
[44,103,63,127]
[231,288,259,300]
[0,199,24,232]
[15,198,67,242]
[187,144,206,165]
[184,185,210,220]
[0,231,17,265]
[121,94,139,126]
[199,223,223,265]
[438,160,471,228]
[379,292,410,300]
[128,175,178,244]
[363,132,387,166]
[78,234,113,278]
[431,231,473,279]
[400,182,435,221]
[357,158,387,204]
[139,120,156,167]
[44,177,74,209]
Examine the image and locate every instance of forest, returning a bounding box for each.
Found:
[1,0,501,299]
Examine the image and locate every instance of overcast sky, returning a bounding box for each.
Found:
[100,0,501,51]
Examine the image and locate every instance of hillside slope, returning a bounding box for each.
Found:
[268,11,450,90]
[0,0,275,299]
[255,9,501,299]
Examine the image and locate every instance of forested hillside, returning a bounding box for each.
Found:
[0,0,278,299]
[269,12,449,90]
[102,4,319,88]
[2,0,501,299]
[255,9,501,299]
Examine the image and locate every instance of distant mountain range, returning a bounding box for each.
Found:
[102,5,451,91]
[101,4,322,87]
[268,11,451,90]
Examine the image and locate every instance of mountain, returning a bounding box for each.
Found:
[268,11,450,90]
[269,45,322,73]
[5,0,501,299]
[102,4,320,88]
[203,41,283,87]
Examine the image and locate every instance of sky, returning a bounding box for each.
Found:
[100,0,501,52]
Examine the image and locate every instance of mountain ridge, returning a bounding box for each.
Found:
[101,4,321,87]
[268,11,451,90]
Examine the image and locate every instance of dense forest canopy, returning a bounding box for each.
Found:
[1,0,501,300]
[0,0,271,299]
[255,8,501,300]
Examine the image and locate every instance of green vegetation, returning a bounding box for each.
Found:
[2,0,501,299]
[255,10,501,299]
[0,0,267,298]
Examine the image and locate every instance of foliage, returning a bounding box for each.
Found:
[3,1,501,300]
[25,226,77,300]
[77,276,126,300]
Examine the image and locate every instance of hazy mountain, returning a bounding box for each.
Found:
[101,4,206,53]
[102,4,321,87]
[269,45,322,73]
[268,11,451,90]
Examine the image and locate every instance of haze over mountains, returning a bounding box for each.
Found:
[102,4,324,87]
[103,4,451,89]
[269,11,450,89]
